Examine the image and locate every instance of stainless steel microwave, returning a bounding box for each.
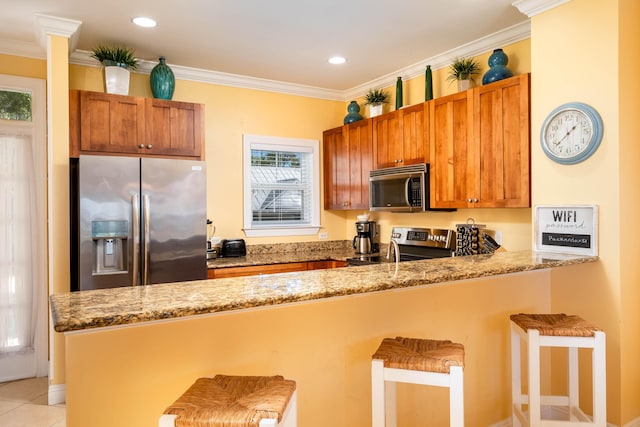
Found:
[369,163,448,212]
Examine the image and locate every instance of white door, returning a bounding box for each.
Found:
[0,75,47,382]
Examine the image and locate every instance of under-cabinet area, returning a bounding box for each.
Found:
[322,73,531,211]
[69,89,205,159]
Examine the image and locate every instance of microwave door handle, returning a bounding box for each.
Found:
[405,177,412,207]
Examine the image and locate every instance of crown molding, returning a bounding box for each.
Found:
[343,19,531,101]
[512,0,571,17]
[3,15,530,103]
[34,14,82,52]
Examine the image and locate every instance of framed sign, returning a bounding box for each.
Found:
[534,205,598,256]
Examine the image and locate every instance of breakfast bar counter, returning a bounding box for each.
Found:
[51,250,596,333]
[53,250,598,427]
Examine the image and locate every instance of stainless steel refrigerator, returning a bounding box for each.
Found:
[71,155,207,291]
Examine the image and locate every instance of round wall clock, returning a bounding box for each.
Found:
[540,102,604,165]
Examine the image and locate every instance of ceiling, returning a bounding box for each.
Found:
[0,0,529,94]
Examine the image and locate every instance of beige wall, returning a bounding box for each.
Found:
[530,0,640,424]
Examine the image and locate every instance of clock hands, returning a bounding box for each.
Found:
[554,123,578,145]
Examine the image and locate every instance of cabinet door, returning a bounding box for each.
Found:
[79,91,145,154]
[323,127,349,209]
[401,103,429,165]
[429,91,474,209]
[372,110,402,168]
[346,119,373,210]
[145,99,204,158]
[473,74,530,208]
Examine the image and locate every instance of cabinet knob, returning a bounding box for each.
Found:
[467,198,472,203]
[147,144,153,149]
[139,144,145,149]
[473,198,478,203]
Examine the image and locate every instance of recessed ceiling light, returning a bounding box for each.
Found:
[132,16,157,28]
[329,56,347,65]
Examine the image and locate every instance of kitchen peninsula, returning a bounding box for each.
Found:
[52,251,597,427]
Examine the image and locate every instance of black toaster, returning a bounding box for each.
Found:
[220,239,247,257]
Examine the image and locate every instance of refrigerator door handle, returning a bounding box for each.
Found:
[142,194,151,285]
[131,194,140,286]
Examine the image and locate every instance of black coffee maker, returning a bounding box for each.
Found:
[353,221,379,254]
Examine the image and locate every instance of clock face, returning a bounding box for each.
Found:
[541,103,603,164]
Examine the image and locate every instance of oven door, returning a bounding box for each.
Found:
[369,173,424,212]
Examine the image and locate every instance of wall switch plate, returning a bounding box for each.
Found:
[319,231,328,240]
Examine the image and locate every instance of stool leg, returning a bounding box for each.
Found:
[568,346,579,419]
[592,331,607,427]
[528,329,541,426]
[372,359,386,427]
[449,365,464,427]
[511,321,523,427]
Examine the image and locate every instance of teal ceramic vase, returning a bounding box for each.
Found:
[150,57,175,100]
[482,48,513,85]
[425,65,433,101]
[395,77,403,110]
[344,101,363,124]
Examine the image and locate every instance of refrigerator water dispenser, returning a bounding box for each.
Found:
[92,220,128,275]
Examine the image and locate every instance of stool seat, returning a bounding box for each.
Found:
[372,337,464,427]
[510,313,600,337]
[372,336,465,373]
[510,313,606,427]
[160,375,296,427]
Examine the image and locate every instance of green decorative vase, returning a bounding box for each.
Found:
[425,65,433,101]
[150,57,175,100]
[395,76,403,110]
[344,101,363,124]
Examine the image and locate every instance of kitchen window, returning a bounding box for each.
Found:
[243,134,320,237]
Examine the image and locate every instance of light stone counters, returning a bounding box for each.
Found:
[51,250,597,333]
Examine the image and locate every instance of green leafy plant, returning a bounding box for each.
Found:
[90,45,138,70]
[364,88,389,106]
[447,56,480,84]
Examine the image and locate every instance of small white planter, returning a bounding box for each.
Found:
[457,79,472,92]
[369,104,383,118]
[104,66,131,95]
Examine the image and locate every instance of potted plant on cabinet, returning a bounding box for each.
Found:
[447,56,480,92]
[90,45,138,95]
[364,88,389,118]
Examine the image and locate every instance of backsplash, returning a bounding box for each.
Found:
[247,240,352,255]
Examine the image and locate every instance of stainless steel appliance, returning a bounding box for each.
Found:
[71,155,207,291]
[352,221,379,254]
[369,164,453,212]
[220,239,247,257]
[347,226,455,266]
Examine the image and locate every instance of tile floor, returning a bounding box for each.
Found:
[0,377,65,426]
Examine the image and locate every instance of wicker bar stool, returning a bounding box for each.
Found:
[371,336,465,427]
[510,313,606,427]
[158,375,297,427]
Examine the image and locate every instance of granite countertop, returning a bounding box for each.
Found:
[50,250,598,333]
[207,247,360,269]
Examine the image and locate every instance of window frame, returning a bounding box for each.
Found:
[242,134,320,237]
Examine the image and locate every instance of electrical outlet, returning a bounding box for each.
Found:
[319,231,328,240]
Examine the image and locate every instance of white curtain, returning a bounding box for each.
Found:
[0,122,39,357]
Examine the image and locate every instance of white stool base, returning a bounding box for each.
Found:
[372,359,464,427]
[510,320,606,427]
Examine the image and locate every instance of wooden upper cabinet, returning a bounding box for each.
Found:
[69,89,204,159]
[372,103,428,169]
[75,90,145,155]
[429,73,531,209]
[322,119,373,210]
[473,73,530,208]
[346,119,373,209]
[145,98,204,158]
[429,91,474,209]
